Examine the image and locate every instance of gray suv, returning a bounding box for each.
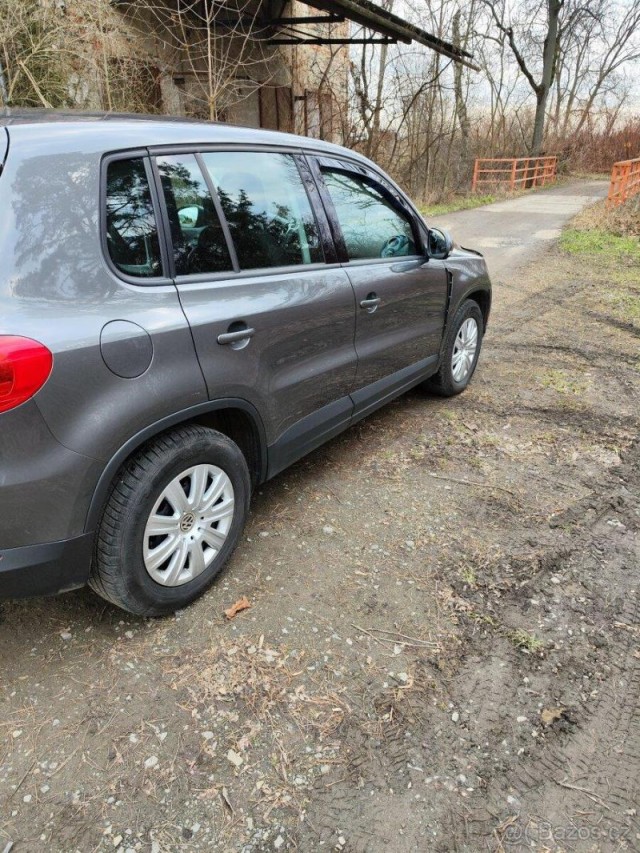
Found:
[0,110,491,615]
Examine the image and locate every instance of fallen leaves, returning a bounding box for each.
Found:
[224,596,251,620]
[226,748,243,768]
[541,707,566,726]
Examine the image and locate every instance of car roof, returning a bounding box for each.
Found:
[0,108,365,163]
[0,108,211,126]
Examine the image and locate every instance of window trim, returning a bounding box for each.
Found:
[303,154,349,261]
[100,150,172,287]
[147,143,306,157]
[163,260,345,288]
[194,151,240,272]
[307,150,431,248]
[149,151,239,280]
[310,156,425,264]
[152,146,330,279]
[293,153,338,265]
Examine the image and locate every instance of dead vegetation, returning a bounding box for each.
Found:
[570,194,640,237]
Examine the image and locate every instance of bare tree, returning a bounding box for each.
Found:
[0,0,70,108]
[483,0,563,154]
[552,0,640,139]
[452,8,471,166]
[0,0,279,120]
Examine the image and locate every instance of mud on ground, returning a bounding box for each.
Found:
[1,232,639,852]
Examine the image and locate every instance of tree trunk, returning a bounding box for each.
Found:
[530,0,562,154]
[531,89,547,154]
[452,10,470,167]
[0,58,8,107]
[370,39,388,158]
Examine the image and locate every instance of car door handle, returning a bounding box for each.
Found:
[217,326,255,345]
[360,294,381,312]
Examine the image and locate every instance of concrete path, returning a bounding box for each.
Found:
[431,179,608,281]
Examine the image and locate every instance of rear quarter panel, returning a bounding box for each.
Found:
[0,128,208,465]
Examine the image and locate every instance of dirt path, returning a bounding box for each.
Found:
[433,179,608,279]
[1,181,638,852]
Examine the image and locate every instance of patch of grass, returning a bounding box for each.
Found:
[464,607,546,654]
[421,194,496,217]
[609,290,640,322]
[571,196,639,237]
[541,368,589,396]
[569,170,610,181]
[560,228,640,259]
[562,195,640,263]
[460,565,477,586]
[507,629,544,654]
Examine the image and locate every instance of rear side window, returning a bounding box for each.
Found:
[322,169,416,261]
[156,154,233,276]
[105,158,162,278]
[200,152,323,269]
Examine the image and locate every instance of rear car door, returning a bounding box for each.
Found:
[151,148,358,477]
[309,156,448,416]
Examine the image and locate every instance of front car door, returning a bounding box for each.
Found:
[309,155,448,418]
[151,148,358,477]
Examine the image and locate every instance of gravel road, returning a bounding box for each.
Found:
[2,179,638,853]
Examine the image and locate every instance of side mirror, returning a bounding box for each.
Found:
[428,227,454,260]
[178,205,204,227]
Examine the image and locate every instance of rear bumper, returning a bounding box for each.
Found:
[0,533,94,599]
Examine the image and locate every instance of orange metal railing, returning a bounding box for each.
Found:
[471,156,558,192]
[606,157,640,207]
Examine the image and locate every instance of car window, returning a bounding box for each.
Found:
[105,158,162,278]
[200,152,323,269]
[156,154,234,277]
[321,169,416,261]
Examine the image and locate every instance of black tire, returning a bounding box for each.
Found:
[89,425,250,616]
[426,299,484,397]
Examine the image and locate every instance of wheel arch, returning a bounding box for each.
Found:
[84,399,267,534]
[465,288,491,331]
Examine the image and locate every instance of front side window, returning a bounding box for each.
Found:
[105,158,162,278]
[322,169,416,261]
[200,151,323,269]
[156,154,233,276]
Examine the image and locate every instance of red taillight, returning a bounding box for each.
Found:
[0,336,53,414]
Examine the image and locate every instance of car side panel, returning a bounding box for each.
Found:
[445,249,492,313]
[305,155,449,394]
[0,401,102,549]
[345,258,448,390]
[177,266,357,446]
[0,134,209,467]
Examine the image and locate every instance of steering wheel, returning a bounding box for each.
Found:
[380,234,410,258]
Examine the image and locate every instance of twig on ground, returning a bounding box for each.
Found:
[426,471,517,496]
[555,778,611,808]
[9,761,35,799]
[352,624,437,648]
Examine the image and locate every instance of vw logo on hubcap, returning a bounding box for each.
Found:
[180,512,196,533]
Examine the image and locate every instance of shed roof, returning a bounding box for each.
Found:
[269,0,478,69]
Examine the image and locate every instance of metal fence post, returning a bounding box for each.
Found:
[472,159,479,193]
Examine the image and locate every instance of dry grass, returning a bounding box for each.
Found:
[570,195,640,238]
